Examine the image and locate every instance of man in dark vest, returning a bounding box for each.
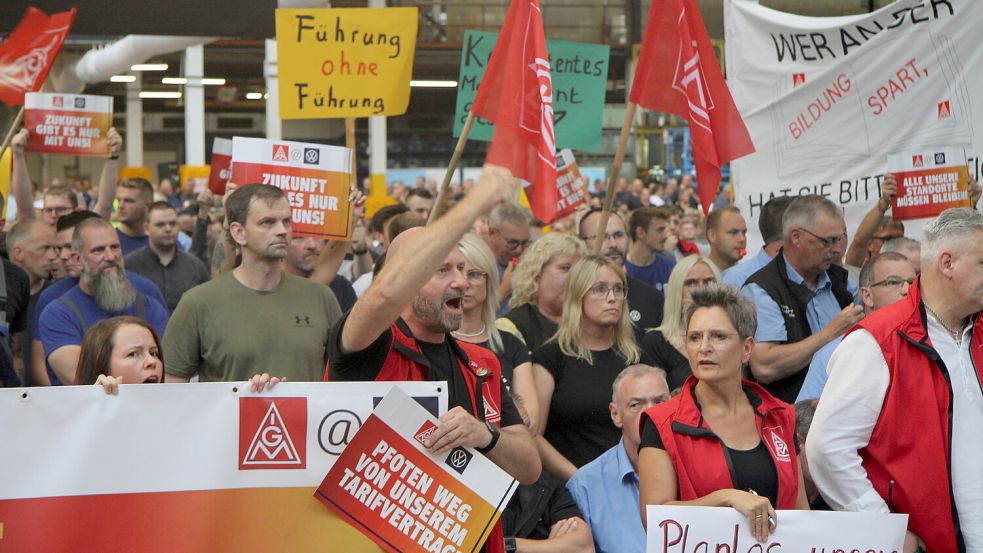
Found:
[326,165,539,553]
[742,195,863,403]
[808,208,983,553]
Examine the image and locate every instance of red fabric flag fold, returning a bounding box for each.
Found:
[471,0,558,223]
[629,0,754,214]
[0,7,77,106]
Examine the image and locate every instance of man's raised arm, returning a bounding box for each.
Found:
[340,165,516,354]
[93,127,123,219]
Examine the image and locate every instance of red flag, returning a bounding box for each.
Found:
[0,7,77,106]
[630,0,754,214]
[471,0,558,223]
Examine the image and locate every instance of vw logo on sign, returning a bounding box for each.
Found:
[445,447,473,475]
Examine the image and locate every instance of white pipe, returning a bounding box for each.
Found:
[67,35,216,87]
[184,45,206,166]
[264,39,281,141]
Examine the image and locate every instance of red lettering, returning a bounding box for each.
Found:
[660,519,684,552]
[321,60,334,76]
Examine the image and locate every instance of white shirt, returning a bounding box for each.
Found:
[807,314,983,551]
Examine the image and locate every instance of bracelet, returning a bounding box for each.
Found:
[352,247,368,255]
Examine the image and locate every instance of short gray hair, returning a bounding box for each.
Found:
[611,365,668,402]
[782,195,842,239]
[921,208,983,266]
[684,283,757,340]
[880,236,919,254]
[489,203,533,230]
[859,251,911,288]
[794,399,819,439]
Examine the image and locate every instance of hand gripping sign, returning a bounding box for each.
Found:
[888,147,971,220]
[231,136,354,240]
[316,388,518,553]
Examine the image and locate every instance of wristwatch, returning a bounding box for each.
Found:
[477,421,500,453]
[503,537,517,552]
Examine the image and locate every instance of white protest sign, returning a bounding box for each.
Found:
[724,0,980,252]
[0,382,445,551]
[646,505,907,553]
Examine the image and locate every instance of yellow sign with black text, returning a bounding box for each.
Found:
[275,7,417,119]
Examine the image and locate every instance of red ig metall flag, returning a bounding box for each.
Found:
[630,0,754,215]
[0,7,77,106]
[471,0,558,224]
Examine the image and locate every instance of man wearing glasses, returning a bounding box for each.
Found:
[857,251,917,315]
[743,195,864,403]
[484,203,533,312]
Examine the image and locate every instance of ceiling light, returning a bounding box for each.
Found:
[139,91,182,99]
[110,75,136,83]
[130,63,168,71]
[246,92,264,100]
[161,77,227,85]
[410,80,458,88]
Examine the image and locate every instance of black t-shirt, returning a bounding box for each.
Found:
[500,303,559,353]
[640,416,792,507]
[477,331,531,394]
[626,276,665,343]
[502,472,583,540]
[328,313,523,428]
[640,330,692,391]
[533,342,655,468]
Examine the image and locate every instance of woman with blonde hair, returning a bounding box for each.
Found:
[532,255,656,479]
[453,234,540,432]
[641,255,721,390]
[497,232,588,352]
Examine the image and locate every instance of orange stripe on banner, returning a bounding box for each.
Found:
[0,487,383,552]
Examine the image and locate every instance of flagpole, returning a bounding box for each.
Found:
[345,117,357,235]
[428,110,476,224]
[0,106,26,160]
[593,102,637,255]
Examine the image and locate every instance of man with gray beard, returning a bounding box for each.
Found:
[40,218,169,385]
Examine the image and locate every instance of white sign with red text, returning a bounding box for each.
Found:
[725,0,982,252]
[646,505,906,553]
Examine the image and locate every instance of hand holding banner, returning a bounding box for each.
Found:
[646,505,907,553]
[316,388,518,553]
[888,148,970,220]
[209,137,233,194]
[275,8,418,119]
[231,137,354,240]
[24,93,114,156]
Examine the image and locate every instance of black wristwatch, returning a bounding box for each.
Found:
[477,421,500,453]
[503,537,517,552]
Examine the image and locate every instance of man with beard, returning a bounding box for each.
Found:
[124,202,210,312]
[162,184,342,382]
[283,236,357,312]
[40,218,169,385]
[326,164,540,523]
[29,211,167,386]
[578,208,664,342]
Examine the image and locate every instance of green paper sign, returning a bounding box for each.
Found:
[454,30,610,153]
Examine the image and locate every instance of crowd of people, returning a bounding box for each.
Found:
[6,122,982,553]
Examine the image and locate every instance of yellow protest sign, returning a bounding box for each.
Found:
[179,165,211,193]
[275,7,417,119]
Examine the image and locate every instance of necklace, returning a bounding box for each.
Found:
[453,323,486,338]
[924,302,965,342]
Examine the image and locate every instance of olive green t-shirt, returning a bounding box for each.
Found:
[163,271,342,382]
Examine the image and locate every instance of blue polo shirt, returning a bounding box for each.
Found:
[742,262,859,402]
[722,248,772,288]
[567,439,645,553]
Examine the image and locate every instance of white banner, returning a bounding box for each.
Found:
[0,382,445,551]
[725,0,981,251]
[646,505,907,553]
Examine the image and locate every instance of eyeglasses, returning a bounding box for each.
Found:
[686,330,739,346]
[581,231,627,243]
[588,283,626,299]
[503,238,531,250]
[466,270,487,283]
[799,228,847,249]
[42,206,73,216]
[869,276,915,289]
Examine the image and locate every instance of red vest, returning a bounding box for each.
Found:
[850,278,982,553]
[327,320,507,553]
[640,377,800,509]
